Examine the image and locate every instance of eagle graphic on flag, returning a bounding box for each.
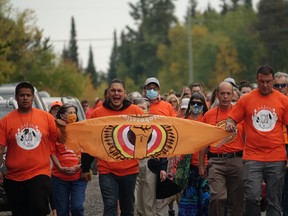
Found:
[62,114,231,162]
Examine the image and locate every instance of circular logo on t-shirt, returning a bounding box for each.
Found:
[252,108,278,132]
[15,126,42,150]
[216,120,237,144]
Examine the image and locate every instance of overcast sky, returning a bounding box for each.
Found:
[10,0,257,72]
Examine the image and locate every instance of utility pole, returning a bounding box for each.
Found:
[188,1,193,84]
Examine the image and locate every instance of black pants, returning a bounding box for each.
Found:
[4,174,51,216]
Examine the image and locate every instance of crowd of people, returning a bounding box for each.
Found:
[0,64,288,216]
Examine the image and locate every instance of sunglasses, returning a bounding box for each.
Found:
[190,101,204,106]
[273,83,287,89]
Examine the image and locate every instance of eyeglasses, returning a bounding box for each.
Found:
[273,83,287,89]
[190,101,204,106]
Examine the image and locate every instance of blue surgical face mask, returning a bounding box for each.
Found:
[146,89,158,100]
[190,104,204,115]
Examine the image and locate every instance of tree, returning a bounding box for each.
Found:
[157,24,189,92]
[189,0,198,17]
[231,0,240,10]
[220,0,230,15]
[0,1,98,100]
[243,0,252,8]
[0,3,57,84]
[116,0,178,86]
[214,37,243,83]
[256,0,288,70]
[63,16,79,67]
[86,45,98,88]
[107,30,118,82]
[61,44,69,62]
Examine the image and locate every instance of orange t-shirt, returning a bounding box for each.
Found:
[229,89,288,161]
[283,125,288,144]
[0,108,58,181]
[51,142,81,181]
[149,100,176,117]
[202,106,244,154]
[90,103,144,176]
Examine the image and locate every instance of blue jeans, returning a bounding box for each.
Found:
[99,173,137,216]
[243,160,285,216]
[51,176,87,216]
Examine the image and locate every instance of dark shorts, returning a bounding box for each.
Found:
[4,174,51,216]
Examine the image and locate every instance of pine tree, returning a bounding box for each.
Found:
[220,0,229,15]
[189,0,198,17]
[66,16,79,67]
[257,0,288,69]
[231,0,240,10]
[117,0,177,85]
[243,0,252,8]
[62,44,69,62]
[86,45,98,87]
[107,30,118,82]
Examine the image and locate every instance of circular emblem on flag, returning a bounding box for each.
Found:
[101,124,178,160]
[216,120,237,143]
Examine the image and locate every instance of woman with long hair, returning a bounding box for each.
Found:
[51,103,91,216]
[167,94,180,116]
[178,92,210,216]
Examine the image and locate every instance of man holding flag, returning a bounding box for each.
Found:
[90,79,144,216]
[199,81,244,216]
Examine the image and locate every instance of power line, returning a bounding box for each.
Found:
[49,37,114,43]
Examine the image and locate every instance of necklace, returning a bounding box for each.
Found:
[215,105,232,124]
[18,109,33,126]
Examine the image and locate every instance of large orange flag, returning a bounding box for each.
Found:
[63,114,231,162]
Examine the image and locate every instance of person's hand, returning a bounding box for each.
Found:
[226,118,236,132]
[81,172,92,182]
[70,164,81,172]
[159,170,167,182]
[60,167,77,175]
[55,119,66,128]
[56,119,67,143]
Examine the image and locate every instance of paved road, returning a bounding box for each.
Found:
[0,175,269,216]
[84,174,103,215]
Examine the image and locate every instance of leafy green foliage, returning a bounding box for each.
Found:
[3,0,288,97]
[0,1,99,101]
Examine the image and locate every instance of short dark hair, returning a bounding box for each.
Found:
[239,82,252,91]
[189,82,203,91]
[108,79,125,90]
[81,100,89,105]
[15,81,34,96]
[256,65,274,78]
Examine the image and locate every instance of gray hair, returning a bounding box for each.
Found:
[275,72,288,84]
